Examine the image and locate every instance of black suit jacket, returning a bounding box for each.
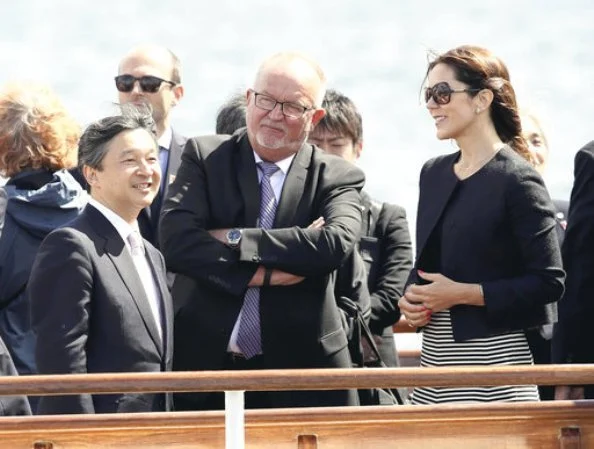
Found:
[359,192,413,368]
[29,205,174,414]
[360,192,413,336]
[553,141,594,365]
[410,146,564,342]
[138,130,186,247]
[160,131,365,408]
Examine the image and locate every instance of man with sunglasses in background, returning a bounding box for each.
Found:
[116,45,186,248]
[160,52,365,410]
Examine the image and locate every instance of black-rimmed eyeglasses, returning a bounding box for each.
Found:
[115,75,176,94]
[251,91,314,119]
[424,81,480,105]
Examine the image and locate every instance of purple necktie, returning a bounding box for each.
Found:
[236,161,280,358]
[127,231,145,257]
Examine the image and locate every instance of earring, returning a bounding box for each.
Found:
[475,108,481,114]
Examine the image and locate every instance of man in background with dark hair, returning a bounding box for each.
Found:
[116,45,186,247]
[216,93,247,134]
[29,108,173,414]
[309,89,413,374]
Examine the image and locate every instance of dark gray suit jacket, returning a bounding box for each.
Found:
[160,130,365,409]
[30,205,173,414]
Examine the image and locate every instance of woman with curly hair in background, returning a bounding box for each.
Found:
[0,82,88,413]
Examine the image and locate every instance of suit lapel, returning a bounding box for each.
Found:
[416,153,459,257]
[274,143,311,227]
[237,134,260,226]
[88,206,164,356]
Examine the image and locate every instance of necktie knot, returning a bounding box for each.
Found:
[258,161,280,178]
[128,231,145,257]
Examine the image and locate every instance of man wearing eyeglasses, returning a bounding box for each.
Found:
[116,45,186,248]
[160,52,365,410]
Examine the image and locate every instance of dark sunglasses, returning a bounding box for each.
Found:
[114,75,176,93]
[424,82,479,105]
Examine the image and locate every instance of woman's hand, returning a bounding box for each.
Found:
[398,292,432,328]
[404,270,485,314]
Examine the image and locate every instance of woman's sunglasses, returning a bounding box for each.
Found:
[424,82,479,105]
[114,75,176,93]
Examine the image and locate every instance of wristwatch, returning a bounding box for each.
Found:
[226,228,242,248]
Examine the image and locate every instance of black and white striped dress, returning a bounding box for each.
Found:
[410,309,539,404]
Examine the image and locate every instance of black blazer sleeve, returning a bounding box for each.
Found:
[238,159,365,277]
[481,164,564,321]
[29,228,95,414]
[368,204,413,334]
[553,142,594,363]
[336,249,372,321]
[159,136,258,297]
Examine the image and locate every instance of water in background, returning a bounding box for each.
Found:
[2,0,592,238]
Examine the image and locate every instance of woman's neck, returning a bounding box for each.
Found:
[455,126,503,164]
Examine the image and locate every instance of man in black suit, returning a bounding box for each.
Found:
[160,52,365,410]
[308,89,413,370]
[29,108,173,414]
[116,45,186,247]
[553,140,594,400]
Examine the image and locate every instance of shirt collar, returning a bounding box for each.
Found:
[158,127,173,150]
[88,198,138,245]
[252,151,295,175]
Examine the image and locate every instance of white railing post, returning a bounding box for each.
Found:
[225,390,245,449]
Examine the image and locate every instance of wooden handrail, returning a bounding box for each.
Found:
[0,400,592,428]
[0,365,592,396]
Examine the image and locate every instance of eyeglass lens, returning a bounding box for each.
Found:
[115,75,165,93]
[424,82,453,105]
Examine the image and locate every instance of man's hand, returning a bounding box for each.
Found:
[208,228,229,243]
[308,216,325,229]
[248,266,304,287]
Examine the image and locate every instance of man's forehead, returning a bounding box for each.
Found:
[310,129,348,140]
[119,52,171,74]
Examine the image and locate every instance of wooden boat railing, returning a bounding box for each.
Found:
[0,364,592,449]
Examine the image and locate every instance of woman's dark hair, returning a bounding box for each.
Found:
[426,45,532,163]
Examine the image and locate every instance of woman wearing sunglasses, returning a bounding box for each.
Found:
[399,45,564,404]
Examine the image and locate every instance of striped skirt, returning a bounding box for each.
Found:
[410,309,539,404]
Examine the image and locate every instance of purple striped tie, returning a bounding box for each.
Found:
[236,161,280,358]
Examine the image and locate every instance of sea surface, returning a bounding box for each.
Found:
[2,0,592,237]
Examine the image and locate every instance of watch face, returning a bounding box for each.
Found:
[227,229,241,244]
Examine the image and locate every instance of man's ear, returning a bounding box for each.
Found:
[171,84,184,107]
[311,108,326,127]
[83,165,96,186]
